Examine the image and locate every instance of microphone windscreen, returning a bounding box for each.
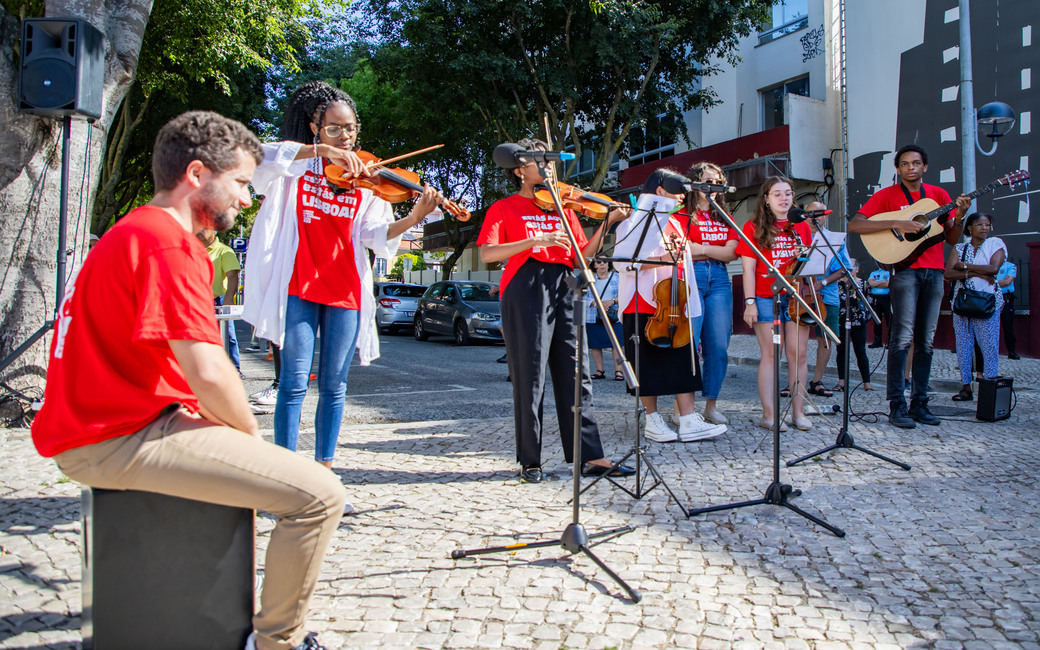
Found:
[493,143,523,169]
[659,170,689,196]
[787,208,806,223]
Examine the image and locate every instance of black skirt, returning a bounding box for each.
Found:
[623,312,701,397]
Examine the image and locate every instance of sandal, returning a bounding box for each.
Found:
[952,388,973,401]
[832,383,845,393]
[590,370,606,380]
[808,381,833,397]
[780,387,791,398]
[614,370,625,381]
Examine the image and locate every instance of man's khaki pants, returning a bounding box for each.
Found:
[55,407,347,650]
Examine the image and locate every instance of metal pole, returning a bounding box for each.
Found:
[959,0,977,193]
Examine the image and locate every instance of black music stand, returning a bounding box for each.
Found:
[451,159,641,603]
[580,195,690,517]
[786,222,910,471]
[685,196,845,538]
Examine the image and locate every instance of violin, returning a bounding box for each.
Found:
[532,182,628,220]
[325,150,470,222]
[645,235,690,348]
[783,252,827,328]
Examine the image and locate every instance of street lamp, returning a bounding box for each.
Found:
[975,101,1017,156]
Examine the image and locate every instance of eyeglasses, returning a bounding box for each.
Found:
[321,123,359,138]
[768,190,794,198]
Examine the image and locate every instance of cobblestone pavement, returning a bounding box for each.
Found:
[3,342,1039,649]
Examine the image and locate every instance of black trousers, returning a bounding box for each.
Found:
[837,323,870,385]
[1001,293,1017,355]
[500,261,605,468]
[871,294,891,344]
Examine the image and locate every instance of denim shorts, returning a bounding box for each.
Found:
[754,295,791,324]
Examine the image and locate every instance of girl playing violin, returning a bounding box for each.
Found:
[678,162,738,426]
[737,176,813,431]
[615,169,725,443]
[244,81,442,473]
[477,138,632,483]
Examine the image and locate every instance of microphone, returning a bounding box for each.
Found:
[658,169,737,194]
[492,143,576,169]
[788,207,833,223]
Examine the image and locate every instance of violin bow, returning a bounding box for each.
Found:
[363,144,445,173]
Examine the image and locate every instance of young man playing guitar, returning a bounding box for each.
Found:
[848,144,971,429]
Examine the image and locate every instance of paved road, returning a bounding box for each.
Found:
[3,329,1039,649]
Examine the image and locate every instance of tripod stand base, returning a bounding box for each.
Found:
[450,523,642,602]
[579,445,688,515]
[687,482,846,538]
[787,429,910,470]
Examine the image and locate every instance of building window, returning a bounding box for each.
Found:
[758,0,809,45]
[626,113,676,167]
[761,75,810,130]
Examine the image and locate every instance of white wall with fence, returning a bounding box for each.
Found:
[403,269,504,286]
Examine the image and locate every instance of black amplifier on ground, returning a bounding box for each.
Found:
[977,376,1013,422]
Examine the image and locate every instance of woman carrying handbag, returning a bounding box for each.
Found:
[944,213,1006,401]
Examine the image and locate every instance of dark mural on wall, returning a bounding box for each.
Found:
[847,0,1038,306]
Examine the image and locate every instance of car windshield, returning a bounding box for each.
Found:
[459,285,498,301]
[384,285,426,298]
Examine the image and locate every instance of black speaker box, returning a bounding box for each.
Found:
[82,488,254,650]
[977,376,1013,422]
[18,18,105,119]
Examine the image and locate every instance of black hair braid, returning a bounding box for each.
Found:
[279,81,360,144]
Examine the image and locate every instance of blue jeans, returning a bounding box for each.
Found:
[274,296,360,463]
[886,268,944,407]
[215,298,241,370]
[690,260,732,400]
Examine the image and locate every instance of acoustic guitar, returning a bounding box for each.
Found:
[860,170,1029,269]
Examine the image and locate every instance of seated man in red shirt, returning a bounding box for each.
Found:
[31,111,346,650]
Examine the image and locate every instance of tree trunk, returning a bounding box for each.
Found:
[0,1,153,389]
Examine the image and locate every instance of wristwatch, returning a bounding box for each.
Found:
[745,297,756,306]
[821,279,829,287]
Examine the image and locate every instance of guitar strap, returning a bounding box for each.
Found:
[898,182,925,207]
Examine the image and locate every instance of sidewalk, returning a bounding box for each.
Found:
[2,374,1039,648]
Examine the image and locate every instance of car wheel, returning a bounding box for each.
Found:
[453,319,471,346]
[414,315,429,341]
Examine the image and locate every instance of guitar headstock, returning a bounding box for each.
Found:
[999,169,1030,189]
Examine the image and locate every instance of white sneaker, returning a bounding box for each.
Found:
[670,411,681,426]
[678,412,727,442]
[704,409,728,425]
[643,412,678,442]
[252,385,278,406]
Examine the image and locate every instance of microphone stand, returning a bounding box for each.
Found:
[582,199,690,517]
[786,218,910,471]
[686,197,845,538]
[451,160,641,603]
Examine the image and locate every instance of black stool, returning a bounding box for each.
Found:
[82,488,254,650]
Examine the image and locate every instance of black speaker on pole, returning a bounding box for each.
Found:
[18,17,105,120]
[977,376,1013,422]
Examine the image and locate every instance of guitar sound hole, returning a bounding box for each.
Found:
[903,216,930,242]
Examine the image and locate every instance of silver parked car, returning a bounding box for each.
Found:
[375,282,427,333]
[413,281,503,345]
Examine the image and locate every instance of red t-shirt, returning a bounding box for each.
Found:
[288,169,363,308]
[858,183,954,270]
[32,206,222,457]
[736,219,812,298]
[676,209,738,248]
[477,194,588,295]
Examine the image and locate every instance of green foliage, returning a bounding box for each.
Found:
[358,0,771,189]
[388,253,427,280]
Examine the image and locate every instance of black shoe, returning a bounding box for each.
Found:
[293,633,328,650]
[506,374,512,382]
[520,465,542,483]
[581,462,635,478]
[888,402,916,429]
[497,353,508,363]
[1009,352,1021,360]
[908,403,941,426]
[868,342,884,349]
